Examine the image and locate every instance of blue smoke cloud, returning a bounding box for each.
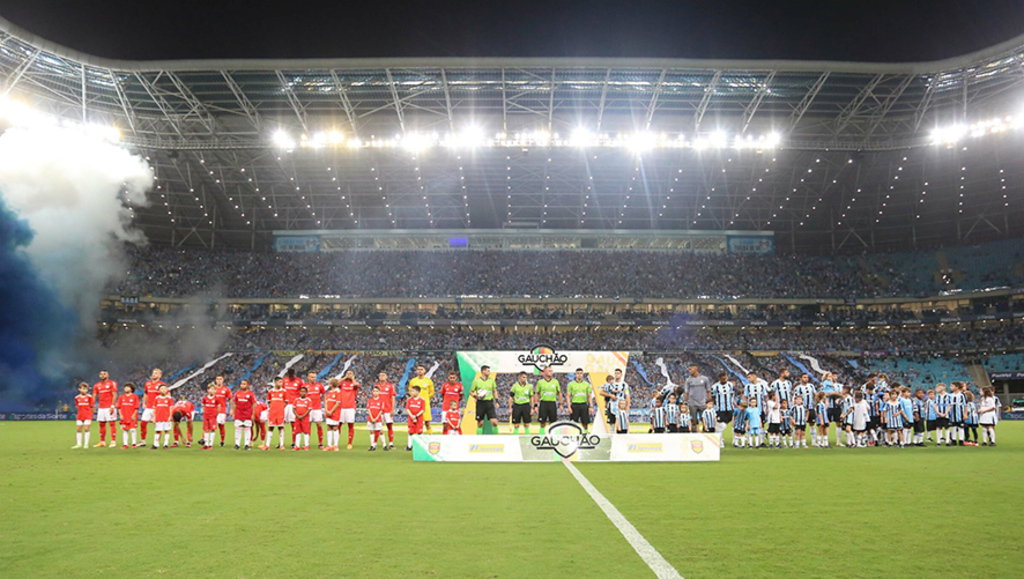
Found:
[0,193,77,411]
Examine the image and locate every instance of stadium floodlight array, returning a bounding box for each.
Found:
[929,114,1024,146]
[0,96,121,143]
[270,127,783,152]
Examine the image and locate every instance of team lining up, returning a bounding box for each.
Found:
[68,366,1003,452]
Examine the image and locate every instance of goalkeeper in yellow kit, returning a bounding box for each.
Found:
[408,365,435,433]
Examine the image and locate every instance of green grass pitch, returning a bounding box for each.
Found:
[1,421,1021,578]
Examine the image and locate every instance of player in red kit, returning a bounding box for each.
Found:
[375,372,397,450]
[140,368,166,447]
[72,382,94,449]
[305,371,326,449]
[93,370,119,447]
[263,377,288,450]
[172,396,196,448]
[339,369,360,450]
[444,399,462,435]
[281,368,303,447]
[293,386,312,451]
[213,375,232,447]
[323,378,343,451]
[201,383,218,450]
[439,372,464,434]
[116,383,140,448]
[366,384,386,451]
[152,384,174,449]
[231,379,257,450]
[254,398,268,447]
[405,385,426,451]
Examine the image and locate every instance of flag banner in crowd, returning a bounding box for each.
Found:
[277,354,304,378]
[170,353,233,390]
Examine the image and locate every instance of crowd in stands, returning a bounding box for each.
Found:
[110,243,1024,300]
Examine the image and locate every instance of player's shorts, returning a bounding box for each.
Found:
[688,402,703,421]
[950,420,964,428]
[511,403,531,424]
[730,427,742,435]
[408,418,424,435]
[309,410,324,423]
[936,417,949,428]
[780,425,792,435]
[653,427,665,433]
[829,408,842,423]
[141,408,155,422]
[259,410,269,423]
[570,402,590,426]
[234,419,253,429]
[155,421,171,432]
[868,416,879,430]
[767,423,781,434]
[174,412,193,423]
[382,412,394,424]
[294,420,310,435]
[121,420,137,430]
[326,418,340,426]
[284,405,295,423]
[716,410,732,424]
[339,408,356,423]
[807,408,817,423]
[793,422,806,430]
[667,424,679,433]
[203,415,217,431]
[475,399,497,421]
[367,421,382,431]
[76,419,91,426]
[913,420,925,433]
[747,426,762,435]
[97,408,116,422]
[217,412,227,425]
[538,400,558,423]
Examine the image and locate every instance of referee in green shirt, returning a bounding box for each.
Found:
[471,365,500,434]
[509,372,534,434]
[535,366,563,434]
[566,368,594,431]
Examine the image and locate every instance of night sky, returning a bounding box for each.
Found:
[0,1,1023,62]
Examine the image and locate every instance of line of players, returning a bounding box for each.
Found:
[665,369,1003,449]
[71,366,473,451]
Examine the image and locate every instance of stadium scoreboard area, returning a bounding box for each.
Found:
[273,228,774,254]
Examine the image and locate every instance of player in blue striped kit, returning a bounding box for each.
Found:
[701,401,717,434]
[814,392,830,448]
[934,384,952,445]
[925,390,938,443]
[745,372,768,420]
[664,393,681,433]
[770,368,792,406]
[711,373,734,433]
[948,382,967,446]
[650,397,667,433]
[732,400,749,447]
[791,395,809,448]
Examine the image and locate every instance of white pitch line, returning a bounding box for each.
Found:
[563,460,683,579]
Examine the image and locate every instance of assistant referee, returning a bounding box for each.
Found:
[535,366,562,434]
[566,369,593,431]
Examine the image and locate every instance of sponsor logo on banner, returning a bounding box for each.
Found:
[627,442,662,453]
[530,420,602,458]
[517,345,569,371]
[469,444,505,453]
[428,442,441,455]
[691,440,704,454]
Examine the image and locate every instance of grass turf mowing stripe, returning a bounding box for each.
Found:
[0,422,654,579]
[564,460,683,579]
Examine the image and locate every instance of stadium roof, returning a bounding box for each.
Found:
[1,15,1023,252]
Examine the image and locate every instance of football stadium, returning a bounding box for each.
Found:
[1,4,1023,578]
